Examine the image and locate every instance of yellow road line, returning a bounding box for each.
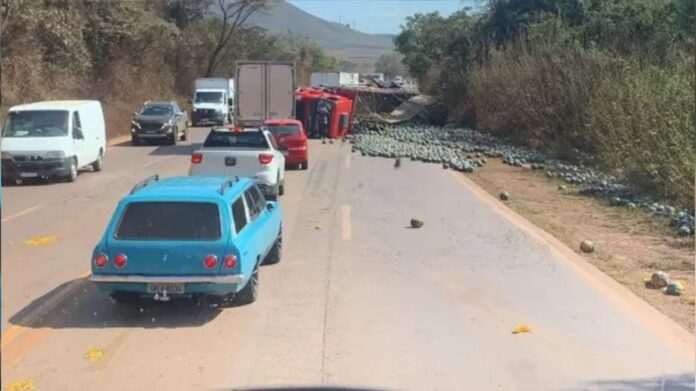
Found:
[91,329,133,371]
[1,269,91,349]
[341,205,351,240]
[2,204,44,223]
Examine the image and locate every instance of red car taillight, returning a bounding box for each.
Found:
[94,254,108,268]
[191,153,203,164]
[204,255,217,269]
[224,255,237,268]
[259,154,274,165]
[113,254,127,268]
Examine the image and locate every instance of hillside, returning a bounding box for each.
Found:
[244,0,394,70]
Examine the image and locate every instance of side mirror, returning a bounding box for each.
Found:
[266,202,275,211]
[228,98,233,106]
[73,127,84,140]
[133,111,138,117]
[278,144,288,151]
[187,98,192,105]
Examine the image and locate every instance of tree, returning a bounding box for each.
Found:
[158,0,213,29]
[204,0,267,77]
[374,52,406,78]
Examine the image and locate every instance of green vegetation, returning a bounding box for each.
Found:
[0,0,338,136]
[395,0,695,206]
[375,52,407,79]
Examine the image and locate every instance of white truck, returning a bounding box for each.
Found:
[189,128,286,200]
[235,61,295,127]
[191,78,234,126]
[310,72,359,88]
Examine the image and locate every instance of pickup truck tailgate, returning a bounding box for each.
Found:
[189,149,271,177]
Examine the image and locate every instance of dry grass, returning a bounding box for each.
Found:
[469,159,695,331]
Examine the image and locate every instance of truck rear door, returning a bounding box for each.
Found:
[236,64,265,124]
[267,63,295,120]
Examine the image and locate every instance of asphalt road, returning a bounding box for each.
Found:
[1,128,694,390]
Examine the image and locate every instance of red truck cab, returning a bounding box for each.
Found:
[263,119,309,170]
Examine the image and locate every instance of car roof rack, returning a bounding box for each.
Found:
[130,174,160,194]
[218,176,239,195]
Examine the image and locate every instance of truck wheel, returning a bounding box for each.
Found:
[110,291,140,304]
[66,158,78,182]
[263,228,282,265]
[235,263,258,305]
[92,151,104,172]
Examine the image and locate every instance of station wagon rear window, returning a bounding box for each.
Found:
[203,131,269,149]
[115,202,221,240]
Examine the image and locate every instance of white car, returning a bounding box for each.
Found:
[189,127,286,200]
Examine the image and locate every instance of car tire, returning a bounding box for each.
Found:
[110,291,140,304]
[278,180,285,196]
[131,136,141,146]
[92,151,104,172]
[263,228,282,265]
[235,263,259,305]
[66,158,78,182]
[169,129,178,145]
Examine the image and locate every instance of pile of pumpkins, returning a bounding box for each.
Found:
[348,119,695,237]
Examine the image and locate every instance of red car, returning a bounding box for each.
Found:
[264,119,309,170]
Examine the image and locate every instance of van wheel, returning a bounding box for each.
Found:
[263,228,282,265]
[235,263,258,305]
[66,158,78,182]
[92,152,104,172]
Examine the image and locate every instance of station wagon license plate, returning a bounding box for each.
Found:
[147,283,184,295]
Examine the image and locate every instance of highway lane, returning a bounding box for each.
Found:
[1,129,694,390]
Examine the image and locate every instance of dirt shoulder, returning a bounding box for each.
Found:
[468,159,695,331]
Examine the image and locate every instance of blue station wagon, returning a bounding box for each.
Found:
[89,175,283,305]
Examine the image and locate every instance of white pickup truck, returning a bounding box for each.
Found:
[189,128,286,200]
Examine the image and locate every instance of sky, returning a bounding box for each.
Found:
[289,0,478,35]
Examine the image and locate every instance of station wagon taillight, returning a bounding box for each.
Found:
[258,154,274,165]
[204,255,217,269]
[114,254,127,268]
[191,153,203,164]
[94,254,108,268]
[224,255,237,268]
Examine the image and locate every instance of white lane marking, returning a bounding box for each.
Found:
[143,156,175,168]
[345,154,351,169]
[2,204,43,223]
[341,205,351,240]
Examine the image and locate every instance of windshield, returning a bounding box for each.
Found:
[194,92,224,103]
[140,105,172,116]
[115,202,221,240]
[266,124,300,136]
[2,110,70,137]
[203,131,269,149]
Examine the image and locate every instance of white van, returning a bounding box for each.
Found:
[1,100,106,183]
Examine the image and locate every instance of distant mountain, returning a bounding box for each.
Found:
[243,0,394,71]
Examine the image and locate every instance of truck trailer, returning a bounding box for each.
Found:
[235,61,295,127]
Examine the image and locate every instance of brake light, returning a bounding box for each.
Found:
[204,255,217,269]
[258,154,274,165]
[113,254,127,268]
[224,255,237,268]
[191,153,203,164]
[94,254,108,268]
